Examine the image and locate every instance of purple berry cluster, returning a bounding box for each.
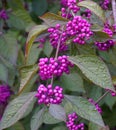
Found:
[81,9,92,19]
[38,55,74,80]
[66,16,93,44]
[66,112,84,130]
[48,24,68,51]
[0,9,8,20]
[0,85,12,105]
[35,84,64,105]
[95,40,114,51]
[103,27,113,37]
[0,85,12,120]
[89,98,102,113]
[61,0,80,19]
[100,0,110,10]
[95,25,115,51]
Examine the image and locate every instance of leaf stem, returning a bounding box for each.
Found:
[112,0,116,24]
[95,91,109,104]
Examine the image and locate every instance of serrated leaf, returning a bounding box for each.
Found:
[69,55,115,91]
[65,95,105,127]
[0,92,36,130]
[25,25,48,63]
[60,73,85,92]
[78,1,105,22]
[44,110,61,124]
[49,104,66,122]
[18,64,38,95]
[40,12,68,26]
[31,108,45,130]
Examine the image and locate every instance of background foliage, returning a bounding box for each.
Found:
[0,0,116,130]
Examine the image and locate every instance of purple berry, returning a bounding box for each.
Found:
[48,24,68,51]
[0,85,12,105]
[81,9,92,19]
[0,85,12,120]
[66,112,84,130]
[100,0,110,10]
[95,40,114,51]
[66,16,93,44]
[88,98,102,113]
[0,9,8,20]
[38,55,74,80]
[61,0,80,19]
[35,84,64,105]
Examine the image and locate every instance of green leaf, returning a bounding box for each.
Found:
[112,76,116,85]
[43,110,61,124]
[65,95,105,127]
[27,44,42,65]
[49,104,66,122]
[89,122,109,130]
[69,55,115,91]
[76,44,96,55]
[104,93,116,109]
[6,122,25,130]
[43,41,53,57]
[94,31,110,42]
[7,0,24,10]
[60,73,85,92]
[19,64,38,95]
[32,0,48,16]
[0,92,36,130]
[52,126,67,130]
[25,25,48,63]
[7,14,26,30]
[31,108,45,130]
[78,1,105,22]
[91,24,103,32]
[0,33,18,65]
[0,63,8,83]
[40,12,68,26]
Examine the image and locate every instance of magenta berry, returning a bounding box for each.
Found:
[88,98,102,113]
[35,84,64,105]
[66,112,84,130]
[66,16,93,44]
[103,27,113,37]
[0,9,8,20]
[38,55,74,80]
[0,85,12,120]
[100,0,110,10]
[0,85,12,105]
[95,40,114,51]
[61,0,80,19]
[81,9,92,19]
[48,24,68,51]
